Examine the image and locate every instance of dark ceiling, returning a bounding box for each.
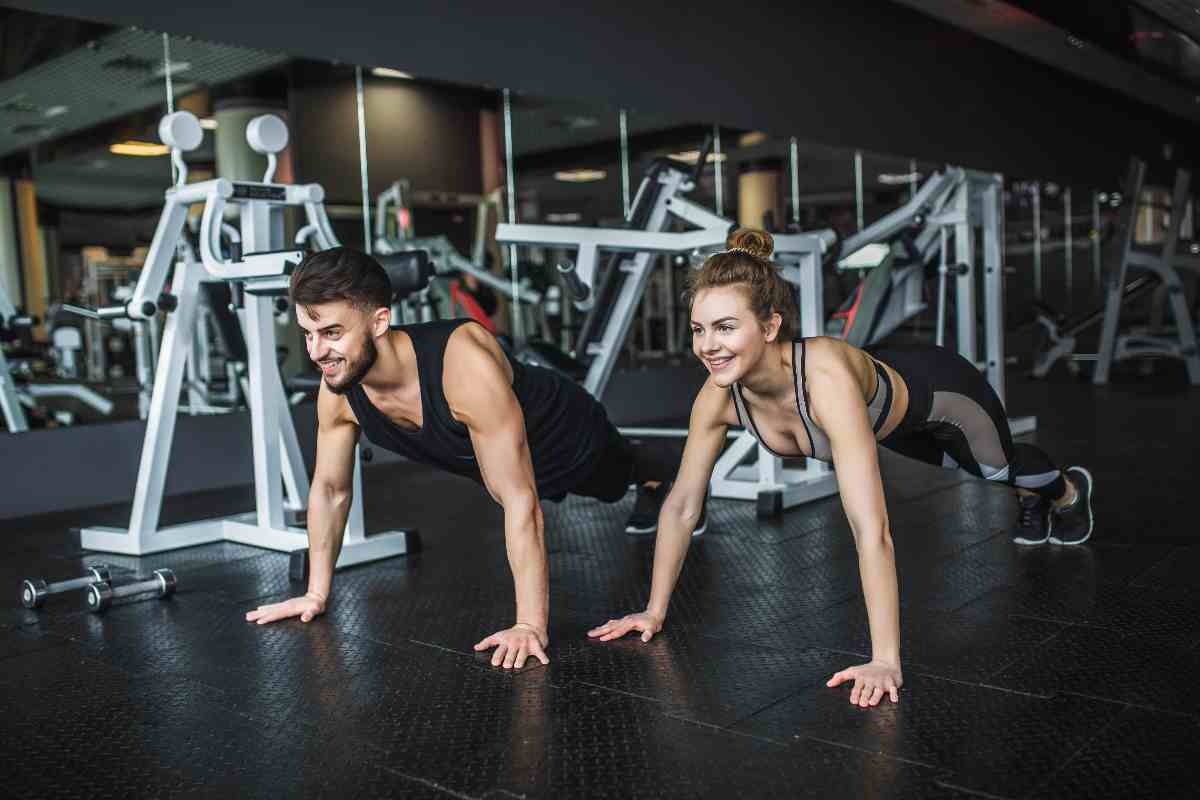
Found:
[4,0,1200,187]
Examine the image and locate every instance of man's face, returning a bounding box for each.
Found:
[296,301,380,395]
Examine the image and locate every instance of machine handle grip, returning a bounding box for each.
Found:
[62,303,128,321]
[556,261,593,310]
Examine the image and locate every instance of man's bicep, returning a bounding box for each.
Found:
[465,398,539,507]
[314,389,358,491]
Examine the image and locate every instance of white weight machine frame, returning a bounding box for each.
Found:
[498,160,1028,512]
[0,285,31,432]
[1092,158,1200,385]
[78,111,414,567]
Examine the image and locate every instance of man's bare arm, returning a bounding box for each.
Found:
[246,382,357,624]
[444,326,549,668]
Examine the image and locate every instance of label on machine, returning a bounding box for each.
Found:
[232,183,287,202]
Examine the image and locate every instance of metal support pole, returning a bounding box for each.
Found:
[355,67,372,254]
[664,253,677,353]
[789,137,801,227]
[854,150,864,232]
[1032,183,1042,301]
[713,125,724,218]
[1064,187,1073,313]
[953,182,978,364]
[162,34,177,185]
[1092,190,1102,298]
[619,109,631,221]
[502,88,523,341]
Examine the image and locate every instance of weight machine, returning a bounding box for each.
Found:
[1032,158,1200,384]
[1,285,114,432]
[498,154,1024,514]
[70,110,427,568]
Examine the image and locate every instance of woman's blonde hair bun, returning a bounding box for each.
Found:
[726,227,774,260]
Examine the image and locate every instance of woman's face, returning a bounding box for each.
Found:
[690,285,778,387]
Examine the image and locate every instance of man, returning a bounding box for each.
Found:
[245,248,701,668]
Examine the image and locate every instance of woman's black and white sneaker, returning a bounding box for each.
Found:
[1012,493,1051,545]
[625,483,670,535]
[1049,466,1094,546]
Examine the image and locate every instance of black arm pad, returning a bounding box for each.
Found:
[377,250,434,298]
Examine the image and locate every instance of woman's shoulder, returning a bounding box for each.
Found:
[799,335,863,374]
[691,374,738,428]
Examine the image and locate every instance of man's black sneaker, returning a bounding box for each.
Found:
[1049,466,1094,546]
[625,483,669,535]
[1012,493,1051,545]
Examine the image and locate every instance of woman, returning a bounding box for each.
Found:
[588,228,1094,707]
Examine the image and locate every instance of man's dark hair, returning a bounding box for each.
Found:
[289,247,392,312]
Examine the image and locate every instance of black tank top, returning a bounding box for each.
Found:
[346,319,607,500]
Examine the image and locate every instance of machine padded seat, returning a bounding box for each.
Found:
[378,251,433,299]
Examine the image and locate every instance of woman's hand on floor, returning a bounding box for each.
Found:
[587,611,664,643]
[826,661,903,706]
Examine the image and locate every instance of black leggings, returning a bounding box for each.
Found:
[870,345,1066,501]
[558,413,661,503]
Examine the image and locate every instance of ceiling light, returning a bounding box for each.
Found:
[878,172,922,185]
[668,150,728,164]
[199,117,218,130]
[110,141,170,157]
[372,67,413,79]
[43,105,69,118]
[554,169,607,183]
[550,115,599,131]
[738,132,769,147]
[546,212,583,223]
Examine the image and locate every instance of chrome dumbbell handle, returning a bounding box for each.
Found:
[85,569,177,612]
[21,564,111,609]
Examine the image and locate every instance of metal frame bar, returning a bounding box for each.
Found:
[0,284,30,433]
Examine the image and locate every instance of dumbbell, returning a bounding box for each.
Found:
[85,569,177,613]
[21,564,112,609]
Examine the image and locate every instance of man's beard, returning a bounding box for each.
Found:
[324,336,378,395]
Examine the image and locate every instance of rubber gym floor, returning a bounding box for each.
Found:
[1,368,1197,799]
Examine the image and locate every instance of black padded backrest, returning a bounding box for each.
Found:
[200,282,248,362]
[377,251,434,299]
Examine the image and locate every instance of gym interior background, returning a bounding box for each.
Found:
[1,1,1199,797]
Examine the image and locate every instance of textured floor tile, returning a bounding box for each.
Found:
[1028,706,1200,799]
[991,578,1200,645]
[179,550,294,602]
[734,674,1123,797]
[434,682,949,799]
[0,623,72,661]
[0,646,457,799]
[990,625,1200,714]
[532,614,850,728]
[1132,544,1200,589]
[732,593,1067,683]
